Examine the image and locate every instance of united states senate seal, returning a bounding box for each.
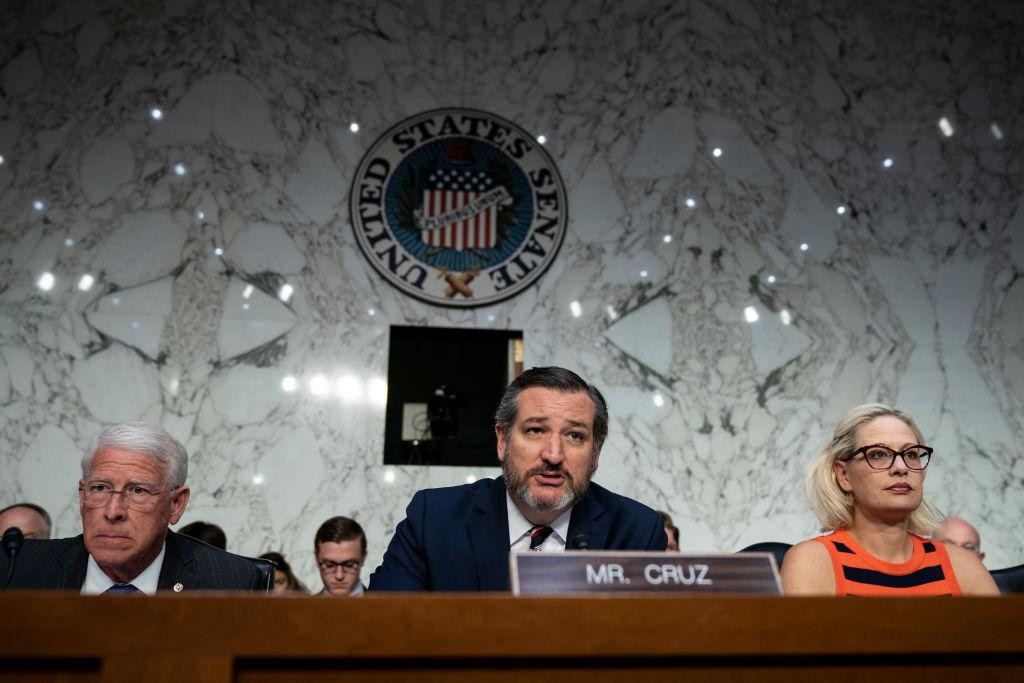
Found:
[350,108,567,307]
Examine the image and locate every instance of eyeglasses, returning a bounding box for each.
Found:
[318,559,362,574]
[847,445,932,471]
[79,482,170,511]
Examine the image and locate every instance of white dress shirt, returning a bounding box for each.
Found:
[81,543,166,595]
[506,492,572,552]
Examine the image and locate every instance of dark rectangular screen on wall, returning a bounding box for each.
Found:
[383,325,524,466]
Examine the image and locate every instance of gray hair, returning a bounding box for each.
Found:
[82,423,189,489]
[494,366,609,453]
[806,403,940,535]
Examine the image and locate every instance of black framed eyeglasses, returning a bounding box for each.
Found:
[847,445,932,470]
[318,559,362,575]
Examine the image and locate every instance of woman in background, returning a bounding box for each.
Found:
[781,404,997,596]
[260,551,309,595]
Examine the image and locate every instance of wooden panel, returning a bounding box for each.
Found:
[236,664,1024,683]
[1,594,1022,681]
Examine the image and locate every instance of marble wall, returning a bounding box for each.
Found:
[1,0,1021,584]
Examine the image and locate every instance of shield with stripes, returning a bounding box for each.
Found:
[418,167,501,252]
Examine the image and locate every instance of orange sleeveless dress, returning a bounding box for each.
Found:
[814,529,961,596]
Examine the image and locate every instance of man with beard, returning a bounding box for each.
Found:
[369,366,666,591]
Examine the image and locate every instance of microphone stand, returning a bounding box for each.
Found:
[570,533,590,551]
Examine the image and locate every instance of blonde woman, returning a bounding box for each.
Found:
[781,404,997,596]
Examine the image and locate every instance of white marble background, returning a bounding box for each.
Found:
[1,0,1021,584]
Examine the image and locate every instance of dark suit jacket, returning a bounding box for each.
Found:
[0,530,269,592]
[369,476,667,591]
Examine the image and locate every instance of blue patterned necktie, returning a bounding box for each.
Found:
[529,525,554,550]
[104,583,139,595]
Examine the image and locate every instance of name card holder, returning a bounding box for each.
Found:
[510,551,782,596]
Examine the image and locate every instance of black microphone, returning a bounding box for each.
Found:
[570,533,590,550]
[2,527,24,590]
[2,527,22,560]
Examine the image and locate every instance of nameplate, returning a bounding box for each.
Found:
[510,551,781,596]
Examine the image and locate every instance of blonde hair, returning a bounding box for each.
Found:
[806,403,940,534]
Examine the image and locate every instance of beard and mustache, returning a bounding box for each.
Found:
[501,446,597,513]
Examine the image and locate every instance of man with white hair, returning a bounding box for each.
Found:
[1,423,269,593]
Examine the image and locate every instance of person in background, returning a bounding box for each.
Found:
[932,517,985,563]
[178,520,227,550]
[314,516,367,597]
[260,551,309,595]
[781,404,997,596]
[0,502,52,539]
[657,510,680,551]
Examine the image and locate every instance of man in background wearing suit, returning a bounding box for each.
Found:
[0,423,269,593]
[370,366,667,592]
[314,516,367,597]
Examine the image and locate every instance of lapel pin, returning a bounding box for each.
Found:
[173,582,184,593]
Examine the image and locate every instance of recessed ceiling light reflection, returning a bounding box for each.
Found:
[368,377,388,406]
[990,123,1004,140]
[37,272,55,291]
[173,163,187,176]
[938,117,954,137]
[367,308,376,316]
[241,303,250,311]
[605,305,618,321]
[465,474,477,484]
[0,154,6,165]
[383,469,396,484]
[279,283,294,302]
[349,122,360,133]
[836,205,847,215]
[662,234,672,243]
[537,134,547,145]
[32,200,45,211]
[214,247,224,256]
[570,300,582,318]
[685,197,697,208]
[150,108,163,120]
[639,270,648,278]
[77,274,95,291]
[281,376,298,392]
[196,210,206,221]
[800,243,809,252]
[252,473,265,486]
[780,309,793,326]
[712,147,723,158]
[652,393,665,408]
[335,374,362,402]
[743,306,759,323]
[766,275,776,285]
[487,314,496,322]
[883,158,894,168]
[309,374,330,396]
[242,284,254,299]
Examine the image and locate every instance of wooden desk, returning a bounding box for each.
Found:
[1,593,1022,681]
